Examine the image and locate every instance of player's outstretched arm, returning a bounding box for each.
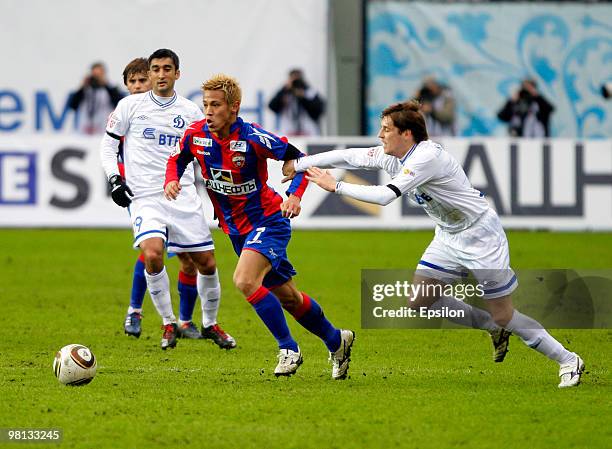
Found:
[306,167,399,206]
[293,146,398,177]
[283,150,364,183]
[164,181,182,201]
[305,167,337,192]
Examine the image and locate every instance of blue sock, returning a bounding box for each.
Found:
[130,257,147,309]
[292,293,341,352]
[248,287,298,351]
[178,271,198,322]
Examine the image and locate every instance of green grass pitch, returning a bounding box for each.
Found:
[1,229,610,448]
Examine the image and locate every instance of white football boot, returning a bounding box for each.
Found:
[274,347,303,377]
[330,329,355,380]
[558,354,585,388]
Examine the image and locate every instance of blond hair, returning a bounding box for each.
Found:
[202,74,242,105]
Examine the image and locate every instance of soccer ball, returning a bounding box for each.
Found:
[52,344,97,386]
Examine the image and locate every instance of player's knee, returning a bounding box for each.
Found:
[176,254,198,277]
[181,264,198,277]
[198,255,217,275]
[142,247,164,272]
[277,291,302,312]
[491,309,513,327]
[233,273,259,297]
[189,251,216,275]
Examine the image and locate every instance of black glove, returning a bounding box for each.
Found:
[109,175,133,207]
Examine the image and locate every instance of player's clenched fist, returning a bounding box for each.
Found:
[109,174,133,207]
[164,180,182,200]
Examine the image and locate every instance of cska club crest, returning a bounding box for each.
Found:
[232,154,246,168]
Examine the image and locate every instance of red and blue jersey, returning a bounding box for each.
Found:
[165,117,308,235]
[117,136,126,177]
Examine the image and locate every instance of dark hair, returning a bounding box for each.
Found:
[90,61,105,71]
[122,58,148,85]
[289,68,303,79]
[381,100,429,143]
[148,48,179,70]
[523,78,537,89]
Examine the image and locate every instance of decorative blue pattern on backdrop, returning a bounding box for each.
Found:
[367,2,612,138]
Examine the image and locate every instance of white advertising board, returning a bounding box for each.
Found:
[1,136,610,230]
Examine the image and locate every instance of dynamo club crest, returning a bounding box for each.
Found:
[173,115,185,129]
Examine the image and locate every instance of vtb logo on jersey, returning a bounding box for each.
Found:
[414,192,433,204]
[142,127,180,146]
[211,168,234,183]
[230,140,248,152]
[173,115,185,129]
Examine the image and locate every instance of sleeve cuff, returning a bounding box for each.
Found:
[294,157,304,172]
[287,190,304,199]
[163,176,179,188]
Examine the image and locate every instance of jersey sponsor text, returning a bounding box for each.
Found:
[204,178,257,196]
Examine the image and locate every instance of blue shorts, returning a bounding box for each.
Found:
[229,217,297,289]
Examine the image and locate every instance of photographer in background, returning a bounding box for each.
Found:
[497,78,554,138]
[268,68,325,136]
[69,62,124,135]
[414,76,456,136]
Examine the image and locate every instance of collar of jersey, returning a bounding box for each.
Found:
[149,91,177,108]
[400,143,418,164]
[230,117,244,134]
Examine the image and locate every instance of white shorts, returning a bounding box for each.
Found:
[416,208,518,299]
[128,185,214,253]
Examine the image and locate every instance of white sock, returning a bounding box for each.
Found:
[430,296,498,331]
[144,267,176,325]
[197,269,221,328]
[505,310,575,364]
[127,306,142,315]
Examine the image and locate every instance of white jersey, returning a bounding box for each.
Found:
[100,91,204,198]
[296,140,489,232]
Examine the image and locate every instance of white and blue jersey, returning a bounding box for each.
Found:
[101,91,203,198]
[296,141,488,232]
[99,91,213,253]
[295,140,517,299]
